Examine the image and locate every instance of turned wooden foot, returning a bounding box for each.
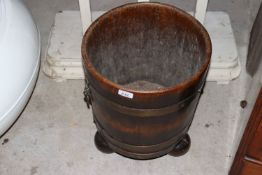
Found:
[94,132,114,154]
[169,134,191,157]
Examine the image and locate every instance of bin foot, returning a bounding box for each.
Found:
[94,131,114,154]
[169,134,191,157]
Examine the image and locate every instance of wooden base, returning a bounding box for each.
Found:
[169,134,191,157]
[94,132,113,154]
[94,131,191,159]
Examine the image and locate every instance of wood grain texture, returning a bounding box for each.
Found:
[239,159,262,175]
[82,3,211,160]
[247,120,262,161]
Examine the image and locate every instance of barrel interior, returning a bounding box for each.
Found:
[85,4,208,91]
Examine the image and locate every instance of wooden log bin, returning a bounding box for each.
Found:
[81,2,212,160]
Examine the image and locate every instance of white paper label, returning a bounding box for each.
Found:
[118,90,134,99]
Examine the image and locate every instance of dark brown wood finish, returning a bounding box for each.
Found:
[239,159,262,175]
[82,3,212,109]
[247,119,262,161]
[82,2,212,160]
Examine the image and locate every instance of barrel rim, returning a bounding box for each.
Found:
[82,2,212,95]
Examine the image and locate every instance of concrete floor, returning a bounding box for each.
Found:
[0,0,255,175]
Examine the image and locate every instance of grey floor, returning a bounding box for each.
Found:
[0,0,253,175]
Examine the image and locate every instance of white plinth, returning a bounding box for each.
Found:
[43,11,241,83]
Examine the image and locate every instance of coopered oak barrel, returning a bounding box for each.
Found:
[82,2,212,160]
